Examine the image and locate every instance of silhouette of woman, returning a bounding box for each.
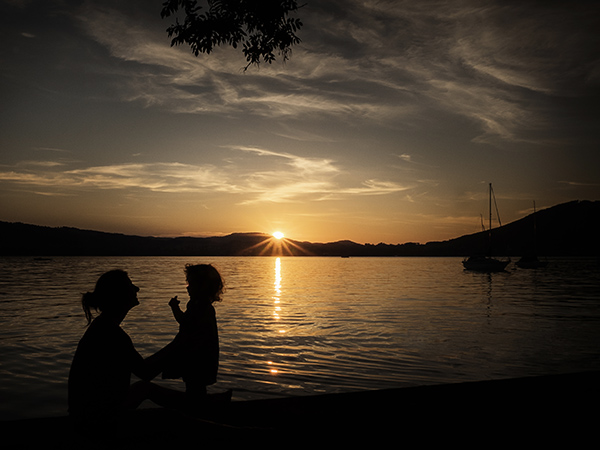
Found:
[68,270,177,427]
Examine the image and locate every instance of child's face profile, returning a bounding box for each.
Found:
[186,281,204,298]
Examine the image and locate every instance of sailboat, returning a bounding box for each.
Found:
[516,201,548,269]
[462,183,511,272]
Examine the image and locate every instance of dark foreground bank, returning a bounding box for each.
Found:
[2,371,598,448]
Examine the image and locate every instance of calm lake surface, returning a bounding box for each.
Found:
[1,256,599,420]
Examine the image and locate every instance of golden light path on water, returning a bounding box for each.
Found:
[269,257,283,374]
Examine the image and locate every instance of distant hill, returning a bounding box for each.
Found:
[0,200,598,256]
[415,200,600,257]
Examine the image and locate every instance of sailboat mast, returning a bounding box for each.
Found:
[533,200,537,253]
[533,200,537,235]
[489,183,492,234]
[488,183,492,256]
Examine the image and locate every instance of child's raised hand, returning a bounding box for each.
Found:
[169,296,180,308]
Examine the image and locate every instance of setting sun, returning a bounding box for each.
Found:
[273,231,284,239]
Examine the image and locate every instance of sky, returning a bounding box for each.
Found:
[1,0,599,245]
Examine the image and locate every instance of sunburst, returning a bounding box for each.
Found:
[239,232,311,256]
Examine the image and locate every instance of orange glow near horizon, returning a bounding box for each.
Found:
[273,231,284,239]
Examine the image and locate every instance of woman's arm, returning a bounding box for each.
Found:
[132,339,180,382]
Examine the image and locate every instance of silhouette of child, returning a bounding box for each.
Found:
[163,264,224,400]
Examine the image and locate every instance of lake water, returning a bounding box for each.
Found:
[1,256,599,421]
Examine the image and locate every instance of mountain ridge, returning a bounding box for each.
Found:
[1,200,598,256]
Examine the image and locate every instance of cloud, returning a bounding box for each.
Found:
[227,145,402,204]
[337,179,412,196]
[232,146,339,175]
[68,2,421,123]
[0,148,410,204]
[559,180,600,187]
[6,0,598,150]
[0,161,227,193]
[304,1,600,144]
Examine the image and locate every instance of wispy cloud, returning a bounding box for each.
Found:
[0,148,411,203]
[559,180,600,187]
[229,146,410,203]
[232,146,339,175]
[67,3,429,123]
[0,161,229,193]
[68,0,598,148]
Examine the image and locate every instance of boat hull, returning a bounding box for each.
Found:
[462,256,510,272]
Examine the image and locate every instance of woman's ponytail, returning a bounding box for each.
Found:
[81,291,99,326]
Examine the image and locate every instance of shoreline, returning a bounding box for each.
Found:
[2,370,598,447]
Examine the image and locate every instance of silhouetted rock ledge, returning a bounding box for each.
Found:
[1,200,599,256]
[1,371,598,448]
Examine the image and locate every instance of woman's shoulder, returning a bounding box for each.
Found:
[84,316,131,343]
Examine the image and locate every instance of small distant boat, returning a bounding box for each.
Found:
[516,255,548,269]
[463,183,510,272]
[463,255,510,272]
[516,201,548,269]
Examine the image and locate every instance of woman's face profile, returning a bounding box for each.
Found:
[118,277,140,311]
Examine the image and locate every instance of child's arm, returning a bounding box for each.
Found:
[168,296,185,324]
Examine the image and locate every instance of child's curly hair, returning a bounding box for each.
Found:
[185,264,224,303]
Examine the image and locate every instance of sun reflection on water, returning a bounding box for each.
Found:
[270,257,284,374]
[274,257,281,299]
